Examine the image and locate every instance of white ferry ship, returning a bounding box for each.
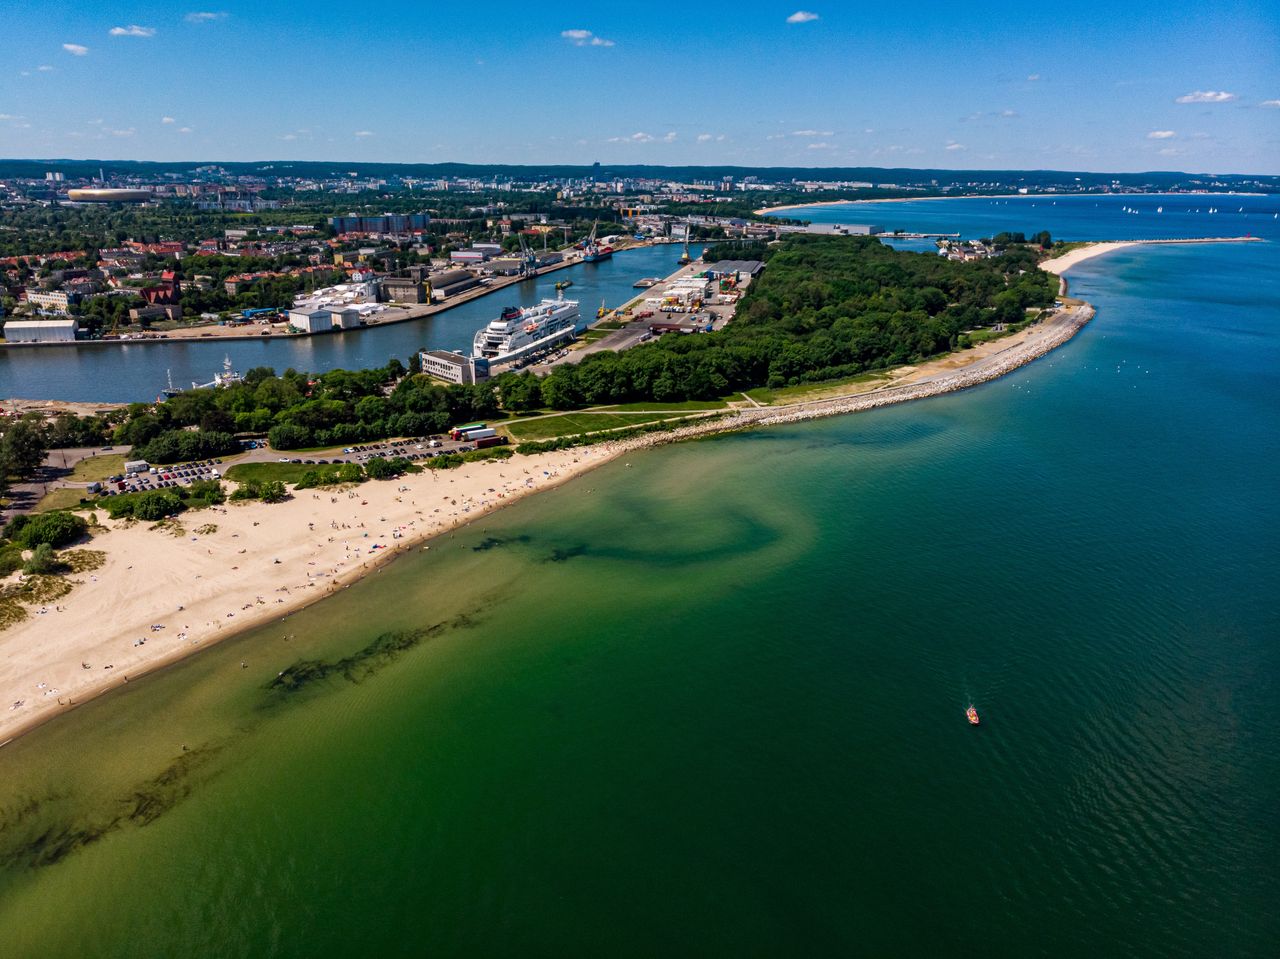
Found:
[472,295,581,364]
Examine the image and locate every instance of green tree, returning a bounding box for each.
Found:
[0,418,48,478]
[22,543,59,575]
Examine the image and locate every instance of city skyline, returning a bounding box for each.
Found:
[1,1,1278,174]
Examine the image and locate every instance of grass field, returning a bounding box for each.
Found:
[503,411,688,441]
[223,462,317,484]
[596,400,728,412]
[35,487,95,512]
[67,453,126,483]
[746,371,891,405]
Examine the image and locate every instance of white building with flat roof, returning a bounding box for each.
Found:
[419,350,489,385]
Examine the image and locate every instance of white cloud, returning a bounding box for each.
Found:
[1026,73,1041,81]
[697,133,713,142]
[354,130,374,137]
[1261,99,1280,109]
[786,11,820,23]
[109,25,155,37]
[37,64,54,72]
[945,142,966,151]
[178,127,193,134]
[109,127,136,137]
[663,131,677,143]
[608,131,655,143]
[185,12,226,23]
[1175,90,1236,103]
[280,133,298,141]
[792,129,833,137]
[1146,130,1176,139]
[1158,147,1185,156]
[162,116,176,124]
[561,29,615,47]
[0,114,22,121]
[1000,109,1019,118]
[62,43,89,56]
[806,142,833,150]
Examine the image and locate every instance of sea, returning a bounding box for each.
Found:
[0,195,1276,956]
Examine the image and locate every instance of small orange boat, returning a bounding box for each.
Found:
[966,705,980,726]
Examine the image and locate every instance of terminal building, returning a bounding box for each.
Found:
[419,350,490,385]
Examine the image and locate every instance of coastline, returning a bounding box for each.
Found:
[0,300,1094,747]
[753,191,1272,217]
[2,230,1267,747]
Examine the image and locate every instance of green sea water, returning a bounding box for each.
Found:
[1,222,1277,955]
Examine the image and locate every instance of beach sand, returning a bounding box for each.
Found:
[0,300,1105,746]
[0,446,626,743]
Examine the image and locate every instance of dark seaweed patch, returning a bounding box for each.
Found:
[267,612,482,697]
[0,741,224,871]
[545,544,589,564]
[470,534,531,552]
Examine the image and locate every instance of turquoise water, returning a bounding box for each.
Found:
[0,199,1276,956]
[774,192,1280,242]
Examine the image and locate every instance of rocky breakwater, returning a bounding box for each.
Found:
[615,305,1095,452]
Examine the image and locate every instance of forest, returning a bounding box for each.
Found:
[516,234,1057,407]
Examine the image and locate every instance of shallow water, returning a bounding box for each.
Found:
[0,199,1276,956]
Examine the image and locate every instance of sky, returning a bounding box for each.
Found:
[1,1,1277,174]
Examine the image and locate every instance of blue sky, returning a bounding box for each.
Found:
[1,1,1277,173]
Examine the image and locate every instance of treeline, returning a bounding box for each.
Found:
[522,234,1056,405]
[110,359,502,460]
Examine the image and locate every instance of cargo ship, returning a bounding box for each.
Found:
[581,220,613,263]
[472,295,581,364]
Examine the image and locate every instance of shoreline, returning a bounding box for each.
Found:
[754,191,1273,217]
[2,230,1266,747]
[0,299,1095,747]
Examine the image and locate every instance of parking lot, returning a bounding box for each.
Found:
[242,434,492,470]
[101,459,225,496]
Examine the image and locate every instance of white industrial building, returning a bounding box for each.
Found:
[288,308,333,334]
[3,318,79,343]
[419,350,490,385]
[332,307,361,330]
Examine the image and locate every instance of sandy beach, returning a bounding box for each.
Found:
[14,216,1269,749]
[1040,237,1262,276]
[0,297,1104,746]
[0,445,628,743]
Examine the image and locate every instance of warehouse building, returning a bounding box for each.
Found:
[428,269,480,299]
[288,308,333,334]
[3,318,79,343]
[332,307,361,330]
[380,278,428,304]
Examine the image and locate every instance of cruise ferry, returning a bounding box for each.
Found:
[472,295,581,364]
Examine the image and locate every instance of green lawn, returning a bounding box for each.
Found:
[35,487,96,512]
[223,462,317,484]
[746,371,890,405]
[596,400,728,412]
[503,411,687,441]
[67,453,127,483]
